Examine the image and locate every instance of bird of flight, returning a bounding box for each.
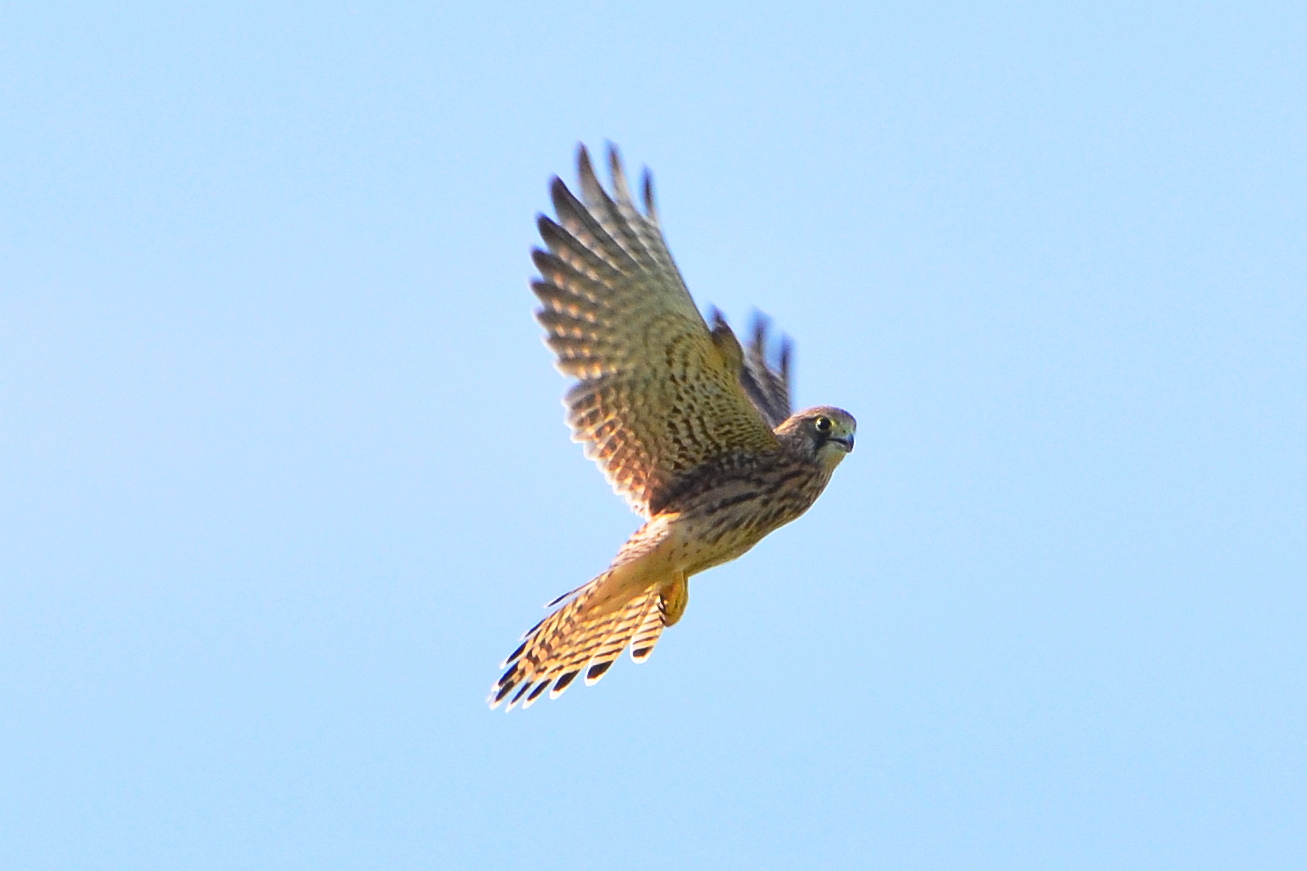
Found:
[489,144,855,710]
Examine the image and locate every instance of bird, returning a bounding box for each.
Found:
[489,144,856,710]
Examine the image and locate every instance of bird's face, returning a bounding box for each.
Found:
[788,406,856,469]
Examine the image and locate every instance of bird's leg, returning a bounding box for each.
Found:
[659,571,689,626]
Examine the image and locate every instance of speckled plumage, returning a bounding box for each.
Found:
[490,145,856,710]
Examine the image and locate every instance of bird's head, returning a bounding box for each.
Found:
[778,406,857,470]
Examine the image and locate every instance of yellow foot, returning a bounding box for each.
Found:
[659,573,689,626]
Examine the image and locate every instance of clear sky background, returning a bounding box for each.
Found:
[3,3,1304,869]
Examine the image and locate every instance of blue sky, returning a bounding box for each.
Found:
[3,3,1304,869]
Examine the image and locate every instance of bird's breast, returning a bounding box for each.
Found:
[659,455,832,576]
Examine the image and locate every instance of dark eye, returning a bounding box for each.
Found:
[814,416,833,434]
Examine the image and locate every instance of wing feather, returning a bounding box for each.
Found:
[532,144,779,515]
[739,313,794,428]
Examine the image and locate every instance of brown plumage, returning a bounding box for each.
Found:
[490,144,856,710]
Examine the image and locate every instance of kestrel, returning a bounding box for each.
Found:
[489,144,855,710]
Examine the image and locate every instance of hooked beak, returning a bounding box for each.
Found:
[831,435,854,453]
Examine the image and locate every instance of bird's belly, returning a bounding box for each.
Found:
[663,469,824,576]
[682,533,762,576]
[671,501,794,576]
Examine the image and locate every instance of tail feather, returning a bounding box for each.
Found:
[489,573,672,710]
[629,601,666,662]
[580,593,657,687]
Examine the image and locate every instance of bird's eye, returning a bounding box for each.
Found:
[814,416,833,434]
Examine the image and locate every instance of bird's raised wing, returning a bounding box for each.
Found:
[531,145,779,517]
[739,313,794,428]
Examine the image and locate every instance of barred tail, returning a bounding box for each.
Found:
[488,573,671,711]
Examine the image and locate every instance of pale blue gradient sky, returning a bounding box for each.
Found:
[3,3,1304,869]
